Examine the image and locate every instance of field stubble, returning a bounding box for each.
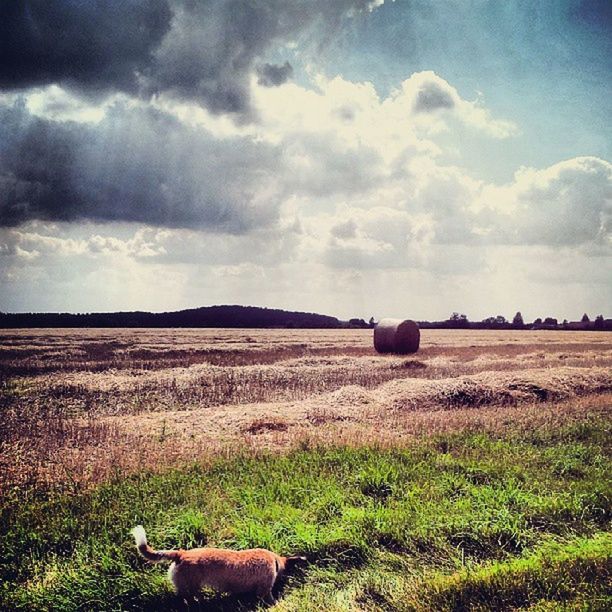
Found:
[1,329,611,493]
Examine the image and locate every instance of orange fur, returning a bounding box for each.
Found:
[132,525,305,603]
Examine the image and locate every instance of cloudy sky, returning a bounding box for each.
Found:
[0,0,610,321]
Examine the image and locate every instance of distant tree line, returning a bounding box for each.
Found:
[0,306,341,329]
[415,312,611,331]
[346,312,610,331]
[0,307,610,331]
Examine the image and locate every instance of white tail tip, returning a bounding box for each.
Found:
[131,525,147,547]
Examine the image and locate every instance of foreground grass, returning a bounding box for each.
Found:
[1,418,610,611]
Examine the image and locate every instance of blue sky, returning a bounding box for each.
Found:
[0,0,610,320]
[315,0,611,181]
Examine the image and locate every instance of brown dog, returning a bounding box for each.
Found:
[132,525,305,604]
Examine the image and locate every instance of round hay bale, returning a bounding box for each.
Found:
[374,318,420,354]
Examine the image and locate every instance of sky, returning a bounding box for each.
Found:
[0,0,610,321]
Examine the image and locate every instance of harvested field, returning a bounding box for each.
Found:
[1,328,611,491]
[1,328,610,611]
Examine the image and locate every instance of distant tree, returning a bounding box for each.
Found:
[368,316,376,328]
[511,312,524,328]
[543,317,558,327]
[449,312,469,328]
[349,318,367,328]
[581,313,590,323]
[533,317,542,326]
[594,314,604,330]
[562,319,569,328]
[495,315,508,326]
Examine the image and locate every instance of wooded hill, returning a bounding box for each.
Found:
[0,305,340,329]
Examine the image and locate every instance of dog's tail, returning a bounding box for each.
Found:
[131,526,182,563]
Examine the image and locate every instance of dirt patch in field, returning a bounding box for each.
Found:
[242,418,290,435]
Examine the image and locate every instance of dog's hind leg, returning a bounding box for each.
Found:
[169,563,200,604]
[257,583,277,606]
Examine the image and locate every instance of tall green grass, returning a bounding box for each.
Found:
[1,419,610,611]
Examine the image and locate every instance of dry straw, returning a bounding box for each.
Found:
[374,318,420,354]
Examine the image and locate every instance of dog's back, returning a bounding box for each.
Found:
[170,547,280,596]
[132,526,305,602]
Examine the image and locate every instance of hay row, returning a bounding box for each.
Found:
[101,366,612,439]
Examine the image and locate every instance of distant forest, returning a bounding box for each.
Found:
[0,305,338,329]
[0,306,610,331]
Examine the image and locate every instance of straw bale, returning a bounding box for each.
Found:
[374,318,420,354]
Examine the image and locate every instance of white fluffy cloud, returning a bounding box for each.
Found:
[479,157,612,246]
[389,71,518,139]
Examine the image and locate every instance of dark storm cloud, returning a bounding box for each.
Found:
[0,100,281,230]
[142,0,384,116]
[1,0,382,116]
[0,1,172,95]
[0,0,387,229]
[256,62,294,87]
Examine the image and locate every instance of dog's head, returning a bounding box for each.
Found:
[281,555,307,571]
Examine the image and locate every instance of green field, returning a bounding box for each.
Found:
[2,419,610,611]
